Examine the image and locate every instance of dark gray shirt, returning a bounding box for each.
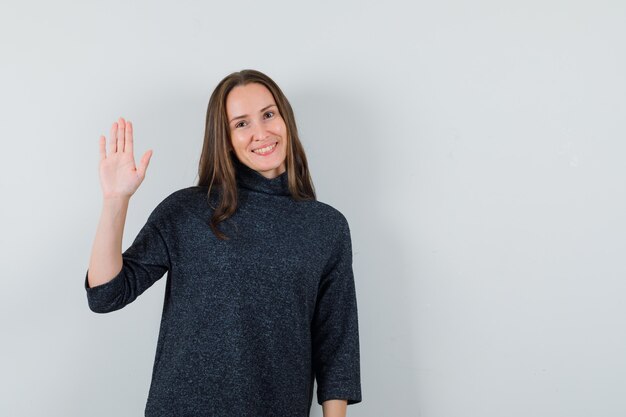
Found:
[84,158,362,416]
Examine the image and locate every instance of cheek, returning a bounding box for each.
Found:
[273,119,287,134]
[230,133,246,148]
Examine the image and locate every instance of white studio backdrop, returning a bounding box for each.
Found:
[1,0,625,416]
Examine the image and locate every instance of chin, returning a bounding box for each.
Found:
[256,161,283,172]
[251,157,285,173]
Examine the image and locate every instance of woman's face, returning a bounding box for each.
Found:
[226,82,287,179]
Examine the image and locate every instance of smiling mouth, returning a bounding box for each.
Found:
[251,141,278,155]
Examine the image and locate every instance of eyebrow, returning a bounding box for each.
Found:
[229,104,277,124]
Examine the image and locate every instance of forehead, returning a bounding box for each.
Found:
[226,83,275,117]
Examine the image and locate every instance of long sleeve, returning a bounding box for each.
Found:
[311,215,362,405]
[84,212,171,314]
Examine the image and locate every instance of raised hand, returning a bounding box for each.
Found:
[98,117,153,200]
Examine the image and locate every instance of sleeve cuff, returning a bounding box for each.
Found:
[317,386,362,405]
[84,269,126,313]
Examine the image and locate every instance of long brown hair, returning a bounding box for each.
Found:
[196,69,316,240]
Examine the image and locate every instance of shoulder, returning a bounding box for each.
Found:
[302,199,351,236]
[311,199,347,220]
[311,200,354,272]
[147,186,207,224]
[162,185,207,205]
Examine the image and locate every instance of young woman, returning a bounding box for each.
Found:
[85,69,362,417]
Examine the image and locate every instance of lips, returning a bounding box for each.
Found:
[252,141,278,151]
[252,142,278,155]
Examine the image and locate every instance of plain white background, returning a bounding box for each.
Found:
[1,0,625,416]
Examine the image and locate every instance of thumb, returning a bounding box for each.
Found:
[137,149,153,180]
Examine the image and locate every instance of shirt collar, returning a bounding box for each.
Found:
[232,154,290,196]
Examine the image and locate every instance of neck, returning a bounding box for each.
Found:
[232,155,290,196]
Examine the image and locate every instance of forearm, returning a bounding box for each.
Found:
[87,196,130,287]
[322,399,347,417]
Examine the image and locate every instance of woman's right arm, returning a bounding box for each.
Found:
[87,196,129,288]
[86,117,153,288]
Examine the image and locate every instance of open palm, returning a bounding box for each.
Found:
[99,117,152,199]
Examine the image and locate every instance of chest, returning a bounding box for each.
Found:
[164,199,332,317]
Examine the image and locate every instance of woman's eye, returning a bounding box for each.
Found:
[235,111,274,128]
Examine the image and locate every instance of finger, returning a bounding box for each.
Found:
[137,149,153,180]
[99,135,107,161]
[109,122,118,153]
[117,116,126,153]
[125,120,134,155]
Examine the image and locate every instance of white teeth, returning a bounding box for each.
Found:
[252,142,277,154]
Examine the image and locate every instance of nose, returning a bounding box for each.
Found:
[252,122,270,141]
